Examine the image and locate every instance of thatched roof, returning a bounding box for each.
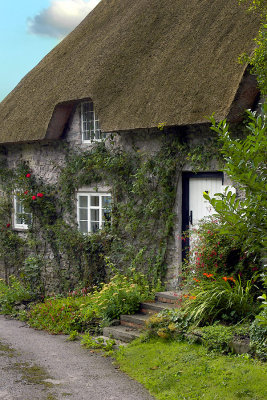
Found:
[0,0,261,144]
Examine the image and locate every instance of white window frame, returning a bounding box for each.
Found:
[81,101,106,143]
[77,192,112,233]
[13,195,31,230]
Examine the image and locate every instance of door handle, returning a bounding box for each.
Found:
[189,211,193,225]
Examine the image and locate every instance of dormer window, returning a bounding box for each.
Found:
[81,101,106,142]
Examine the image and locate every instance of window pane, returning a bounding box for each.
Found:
[102,209,111,223]
[91,222,99,232]
[79,208,88,220]
[102,196,111,208]
[91,209,99,222]
[91,196,99,207]
[17,200,23,214]
[79,196,88,207]
[79,221,88,233]
[16,214,23,225]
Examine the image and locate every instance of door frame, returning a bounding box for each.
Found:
[182,171,224,260]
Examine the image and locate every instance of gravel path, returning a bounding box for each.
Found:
[0,315,154,400]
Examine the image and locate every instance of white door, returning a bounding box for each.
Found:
[189,176,224,228]
[188,176,223,256]
[188,176,235,253]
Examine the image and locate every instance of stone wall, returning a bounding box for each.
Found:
[0,103,225,290]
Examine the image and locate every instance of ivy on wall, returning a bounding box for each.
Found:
[0,132,220,293]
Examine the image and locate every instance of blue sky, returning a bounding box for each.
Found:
[0,0,100,101]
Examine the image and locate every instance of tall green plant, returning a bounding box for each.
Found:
[184,276,258,325]
[206,106,267,256]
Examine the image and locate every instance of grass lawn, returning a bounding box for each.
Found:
[115,338,267,400]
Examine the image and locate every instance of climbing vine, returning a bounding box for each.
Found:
[0,132,220,293]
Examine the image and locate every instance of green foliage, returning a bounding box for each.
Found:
[80,269,151,323]
[239,1,267,94]
[190,324,235,353]
[67,330,80,341]
[250,312,267,360]
[183,276,258,325]
[189,323,250,353]
[144,309,187,340]
[59,138,187,284]
[0,276,32,314]
[0,136,191,290]
[28,296,89,334]
[27,270,151,333]
[115,339,267,400]
[208,107,267,256]
[81,333,115,352]
[21,256,44,298]
[0,196,27,277]
[183,218,262,287]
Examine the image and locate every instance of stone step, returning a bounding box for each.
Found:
[140,300,179,314]
[120,313,149,329]
[155,291,183,305]
[103,325,140,343]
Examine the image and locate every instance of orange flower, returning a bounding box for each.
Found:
[222,277,228,282]
[228,277,236,283]
[189,296,196,300]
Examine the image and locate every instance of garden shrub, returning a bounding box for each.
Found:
[182,276,258,326]
[188,323,250,353]
[27,269,152,334]
[189,324,234,352]
[80,268,152,324]
[0,275,32,314]
[250,277,267,360]
[144,309,188,340]
[20,255,44,298]
[250,311,267,361]
[183,217,262,286]
[28,295,92,334]
[81,333,115,352]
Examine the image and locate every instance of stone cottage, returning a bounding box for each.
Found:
[0,0,261,291]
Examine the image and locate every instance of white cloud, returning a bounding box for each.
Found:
[28,0,101,39]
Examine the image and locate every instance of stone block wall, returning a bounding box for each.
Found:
[0,103,227,290]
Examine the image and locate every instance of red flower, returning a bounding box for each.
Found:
[32,195,37,200]
[37,193,43,198]
[6,223,10,228]
[24,190,28,195]
[26,173,31,178]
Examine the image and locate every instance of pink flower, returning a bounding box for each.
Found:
[37,193,43,198]
[32,195,37,200]
[26,173,31,178]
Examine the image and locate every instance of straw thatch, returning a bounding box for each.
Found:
[0,0,261,143]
